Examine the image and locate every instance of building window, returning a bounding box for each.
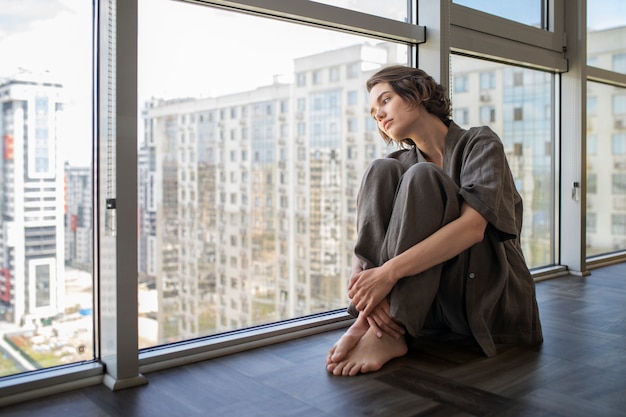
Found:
[297,98,306,112]
[480,106,496,123]
[347,63,358,79]
[612,214,626,235]
[587,212,597,233]
[613,173,626,194]
[455,107,469,125]
[296,72,306,87]
[454,75,468,93]
[312,70,322,85]
[588,96,598,115]
[588,173,597,194]
[614,94,626,114]
[613,134,626,155]
[347,118,358,132]
[347,90,358,105]
[480,72,496,90]
[613,53,626,73]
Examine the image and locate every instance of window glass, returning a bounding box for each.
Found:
[587,82,626,256]
[311,0,408,22]
[453,0,544,28]
[587,0,626,74]
[450,55,555,268]
[0,0,94,378]
[138,0,406,348]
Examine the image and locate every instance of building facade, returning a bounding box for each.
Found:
[64,164,93,270]
[0,76,65,325]
[139,42,397,345]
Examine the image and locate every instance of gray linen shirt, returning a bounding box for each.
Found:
[437,121,543,356]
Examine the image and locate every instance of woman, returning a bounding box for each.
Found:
[326,65,543,376]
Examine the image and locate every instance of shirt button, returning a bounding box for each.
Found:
[468,272,475,279]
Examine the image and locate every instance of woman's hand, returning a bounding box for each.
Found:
[366,298,405,339]
[348,264,396,317]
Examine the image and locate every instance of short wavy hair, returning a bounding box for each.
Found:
[366,65,451,147]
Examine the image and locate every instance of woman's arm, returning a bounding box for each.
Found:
[348,201,487,317]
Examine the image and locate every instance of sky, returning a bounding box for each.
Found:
[137,0,376,99]
[0,0,93,165]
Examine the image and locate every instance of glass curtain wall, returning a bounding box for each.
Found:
[5,0,626,401]
[137,0,409,348]
[586,1,626,257]
[0,1,95,378]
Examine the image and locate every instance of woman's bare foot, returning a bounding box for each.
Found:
[328,325,408,376]
[326,315,369,369]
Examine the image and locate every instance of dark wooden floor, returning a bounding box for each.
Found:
[3,262,626,417]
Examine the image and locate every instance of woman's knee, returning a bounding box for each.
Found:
[362,158,406,186]
[405,162,444,180]
[403,163,456,192]
[366,158,406,177]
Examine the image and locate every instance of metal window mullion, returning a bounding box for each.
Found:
[183,0,425,44]
[98,0,147,391]
[560,0,588,275]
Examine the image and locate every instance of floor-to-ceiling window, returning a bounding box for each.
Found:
[0,0,95,378]
[586,1,626,258]
[450,56,556,268]
[137,0,413,348]
[2,0,625,406]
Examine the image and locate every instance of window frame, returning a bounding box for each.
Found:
[3,0,626,406]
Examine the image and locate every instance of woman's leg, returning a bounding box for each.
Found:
[346,158,407,317]
[353,157,407,270]
[329,162,465,375]
[382,163,466,339]
[327,158,406,373]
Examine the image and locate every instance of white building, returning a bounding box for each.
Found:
[0,74,65,324]
[140,42,396,344]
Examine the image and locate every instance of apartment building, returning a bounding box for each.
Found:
[0,75,65,325]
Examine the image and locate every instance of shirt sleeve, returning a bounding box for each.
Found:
[457,134,519,241]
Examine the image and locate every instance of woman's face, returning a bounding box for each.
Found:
[369,82,421,142]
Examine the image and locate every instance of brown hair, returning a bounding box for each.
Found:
[366,65,451,147]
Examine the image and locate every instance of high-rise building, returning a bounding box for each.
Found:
[0,74,65,325]
[64,163,93,270]
[139,42,396,345]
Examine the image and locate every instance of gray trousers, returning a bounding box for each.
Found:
[349,158,472,339]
